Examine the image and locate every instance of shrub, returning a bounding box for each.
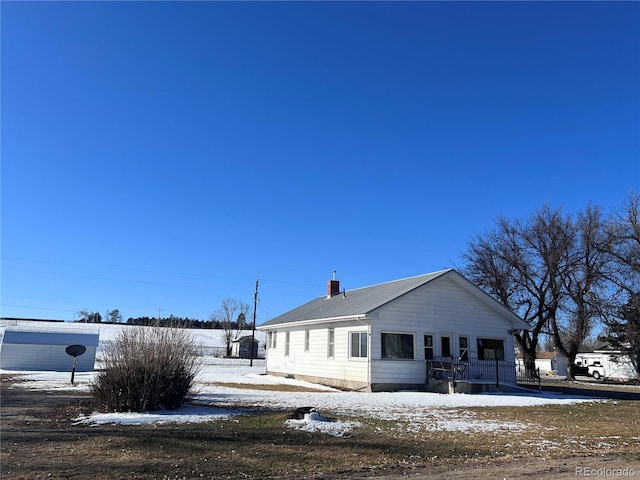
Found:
[91,325,201,412]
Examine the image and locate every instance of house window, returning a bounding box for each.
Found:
[304,329,310,352]
[459,336,469,362]
[477,338,505,360]
[268,331,277,349]
[441,336,451,357]
[424,334,434,360]
[350,332,367,358]
[327,328,335,358]
[285,332,290,357]
[381,333,414,359]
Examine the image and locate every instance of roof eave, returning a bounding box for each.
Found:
[257,314,368,330]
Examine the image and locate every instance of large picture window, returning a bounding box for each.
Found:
[381,333,414,359]
[477,338,505,360]
[350,332,367,358]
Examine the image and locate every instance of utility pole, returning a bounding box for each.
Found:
[250,279,259,367]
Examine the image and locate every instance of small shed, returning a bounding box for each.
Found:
[0,326,99,372]
[231,335,260,359]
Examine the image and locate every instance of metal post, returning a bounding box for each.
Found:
[71,357,77,385]
[250,280,259,367]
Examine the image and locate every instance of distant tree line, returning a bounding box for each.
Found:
[125,316,229,329]
[74,309,248,332]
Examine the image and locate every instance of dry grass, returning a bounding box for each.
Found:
[2,378,639,480]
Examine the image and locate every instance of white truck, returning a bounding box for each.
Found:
[574,352,637,381]
[573,357,604,379]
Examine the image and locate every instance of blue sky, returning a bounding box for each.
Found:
[2,1,639,324]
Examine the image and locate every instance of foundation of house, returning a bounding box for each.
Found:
[426,379,528,394]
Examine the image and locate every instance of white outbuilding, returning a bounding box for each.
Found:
[0,326,99,372]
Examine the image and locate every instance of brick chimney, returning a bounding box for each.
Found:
[327,271,340,298]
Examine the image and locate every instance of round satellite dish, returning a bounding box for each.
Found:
[65,345,87,357]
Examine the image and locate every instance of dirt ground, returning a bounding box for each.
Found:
[1,377,639,480]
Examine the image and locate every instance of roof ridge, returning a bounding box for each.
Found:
[344,268,454,293]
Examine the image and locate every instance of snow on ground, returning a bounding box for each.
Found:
[3,357,600,437]
[0,320,267,357]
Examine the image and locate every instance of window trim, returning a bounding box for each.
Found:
[477,337,505,361]
[440,335,451,358]
[350,331,368,359]
[304,329,310,352]
[284,331,290,357]
[381,332,415,360]
[327,328,335,359]
[459,335,469,362]
[424,334,434,361]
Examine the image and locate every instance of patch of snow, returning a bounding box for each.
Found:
[285,410,360,437]
[1,330,603,434]
[73,405,241,426]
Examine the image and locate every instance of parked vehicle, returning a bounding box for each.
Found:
[574,358,605,380]
[587,362,605,380]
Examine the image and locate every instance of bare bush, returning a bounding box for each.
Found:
[91,325,201,412]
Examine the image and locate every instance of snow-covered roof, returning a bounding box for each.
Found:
[2,326,99,346]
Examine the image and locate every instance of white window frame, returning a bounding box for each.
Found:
[284,331,290,357]
[459,336,469,362]
[424,333,434,361]
[350,331,368,359]
[440,334,452,358]
[304,329,310,352]
[327,328,335,358]
[268,331,277,349]
[381,332,415,360]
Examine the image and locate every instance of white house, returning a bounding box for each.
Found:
[516,351,568,377]
[257,269,529,392]
[0,325,99,372]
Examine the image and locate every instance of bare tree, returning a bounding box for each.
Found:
[551,205,610,378]
[465,195,640,380]
[76,309,102,323]
[210,298,250,356]
[600,193,640,375]
[463,206,570,378]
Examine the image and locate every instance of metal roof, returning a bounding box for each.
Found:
[259,269,454,328]
[2,327,100,346]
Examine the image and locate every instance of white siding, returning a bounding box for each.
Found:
[265,321,369,387]
[369,276,517,385]
[264,275,520,390]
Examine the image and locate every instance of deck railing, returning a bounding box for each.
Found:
[428,356,518,387]
[428,356,541,389]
